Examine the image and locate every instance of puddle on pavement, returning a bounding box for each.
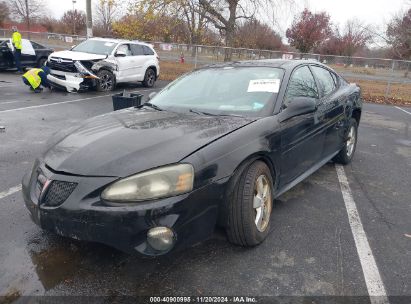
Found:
[29,244,82,290]
[1,288,21,304]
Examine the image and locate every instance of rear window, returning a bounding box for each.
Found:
[311,66,336,96]
[143,45,154,55]
[131,44,144,56]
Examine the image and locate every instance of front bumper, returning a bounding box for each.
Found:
[22,162,226,256]
[47,73,94,93]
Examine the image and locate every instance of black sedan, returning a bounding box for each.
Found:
[22,59,362,256]
[0,38,53,70]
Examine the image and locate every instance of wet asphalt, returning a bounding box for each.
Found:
[0,71,410,301]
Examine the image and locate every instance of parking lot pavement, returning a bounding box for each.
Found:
[0,72,410,300]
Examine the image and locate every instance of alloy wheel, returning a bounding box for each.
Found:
[146,70,155,87]
[253,175,272,232]
[346,125,356,157]
[100,74,113,91]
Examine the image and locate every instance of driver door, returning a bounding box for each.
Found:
[114,44,135,82]
[278,65,326,188]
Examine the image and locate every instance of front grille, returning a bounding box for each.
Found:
[42,180,78,207]
[48,57,77,73]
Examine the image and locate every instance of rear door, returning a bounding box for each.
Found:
[31,41,50,66]
[278,65,326,187]
[310,65,346,157]
[130,43,148,81]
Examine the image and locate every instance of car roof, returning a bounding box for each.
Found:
[202,59,327,71]
[88,37,154,48]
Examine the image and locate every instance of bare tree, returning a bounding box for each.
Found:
[10,0,44,31]
[0,1,10,27]
[61,9,87,35]
[198,0,292,60]
[386,8,411,59]
[339,19,373,57]
[95,0,121,35]
[180,0,208,46]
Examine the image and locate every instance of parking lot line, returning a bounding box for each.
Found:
[394,106,411,116]
[0,84,18,88]
[0,88,156,114]
[0,185,22,200]
[335,165,389,304]
[0,100,30,105]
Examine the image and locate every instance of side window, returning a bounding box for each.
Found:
[310,66,336,96]
[117,44,132,56]
[285,65,319,101]
[130,44,144,56]
[143,45,154,55]
[330,72,339,87]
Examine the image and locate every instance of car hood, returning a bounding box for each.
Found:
[43,108,256,177]
[49,50,107,61]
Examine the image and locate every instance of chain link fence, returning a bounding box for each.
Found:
[1,29,410,104]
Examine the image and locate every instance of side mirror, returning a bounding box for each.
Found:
[70,45,76,50]
[115,51,127,57]
[147,92,157,101]
[278,97,317,122]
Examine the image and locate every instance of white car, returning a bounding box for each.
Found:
[47,38,160,92]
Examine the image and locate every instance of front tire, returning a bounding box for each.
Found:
[96,70,116,92]
[142,68,156,88]
[226,161,274,246]
[333,118,358,165]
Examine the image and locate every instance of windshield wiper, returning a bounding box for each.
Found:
[189,109,244,118]
[142,102,163,111]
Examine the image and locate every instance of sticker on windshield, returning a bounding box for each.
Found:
[247,79,280,93]
[104,42,114,46]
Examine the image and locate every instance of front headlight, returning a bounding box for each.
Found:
[74,61,99,79]
[101,164,194,202]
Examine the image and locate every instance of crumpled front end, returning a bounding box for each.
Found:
[47,58,100,93]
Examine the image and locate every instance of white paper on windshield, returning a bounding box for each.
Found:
[104,42,114,46]
[21,39,35,56]
[247,79,280,93]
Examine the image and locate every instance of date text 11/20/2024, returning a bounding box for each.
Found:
[149,297,257,303]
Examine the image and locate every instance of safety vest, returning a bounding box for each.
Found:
[23,69,43,89]
[12,32,22,50]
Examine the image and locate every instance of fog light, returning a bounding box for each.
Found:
[147,227,175,251]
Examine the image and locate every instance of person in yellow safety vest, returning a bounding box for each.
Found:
[22,66,51,93]
[11,26,23,73]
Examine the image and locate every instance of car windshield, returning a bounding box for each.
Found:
[151,67,284,117]
[72,40,117,55]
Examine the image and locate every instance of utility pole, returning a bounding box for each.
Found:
[25,0,30,38]
[86,0,93,38]
[72,0,77,35]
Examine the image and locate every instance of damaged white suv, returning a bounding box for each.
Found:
[47,38,160,92]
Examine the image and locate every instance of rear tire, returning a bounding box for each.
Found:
[226,161,274,246]
[96,70,116,92]
[142,68,156,88]
[333,118,358,165]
